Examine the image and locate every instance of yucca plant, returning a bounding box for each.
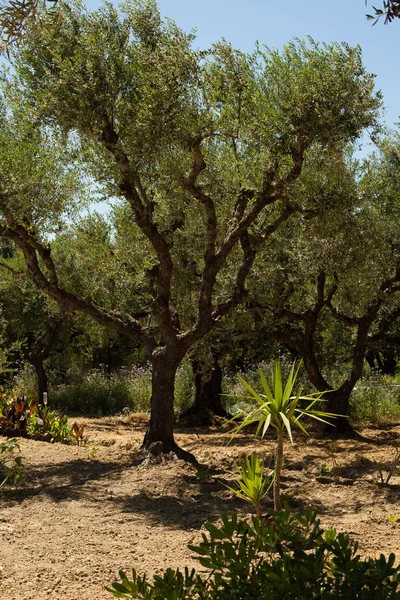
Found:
[229,360,337,510]
[223,452,274,519]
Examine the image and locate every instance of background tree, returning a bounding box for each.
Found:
[0,0,58,51]
[249,139,400,433]
[366,1,400,24]
[0,1,381,460]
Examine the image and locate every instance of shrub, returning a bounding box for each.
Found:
[107,505,400,599]
[26,405,75,443]
[50,361,194,416]
[226,360,337,510]
[0,395,76,444]
[11,364,38,401]
[350,371,400,423]
[51,367,150,415]
[223,452,274,519]
[0,438,24,486]
[174,359,195,415]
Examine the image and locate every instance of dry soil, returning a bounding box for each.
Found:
[0,415,400,600]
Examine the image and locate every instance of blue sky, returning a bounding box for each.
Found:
[85,0,398,135]
[157,0,399,132]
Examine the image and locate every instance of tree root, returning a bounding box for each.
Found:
[135,440,199,467]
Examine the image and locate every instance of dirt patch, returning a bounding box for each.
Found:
[1,416,400,600]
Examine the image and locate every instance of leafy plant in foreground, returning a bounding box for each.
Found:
[106,505,400,599]
[0,395,33,436]
[227,360,337,510]
[0,438,24,486]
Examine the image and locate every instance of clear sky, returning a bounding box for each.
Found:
[85,0,399,136]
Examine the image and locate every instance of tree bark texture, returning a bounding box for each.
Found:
[141,349,198,464]
[30,357,48,403]
[180,359,226,426]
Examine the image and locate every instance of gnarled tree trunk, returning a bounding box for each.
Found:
[323,386,355,435]
[180,359,226,426]
[141,348,198,464]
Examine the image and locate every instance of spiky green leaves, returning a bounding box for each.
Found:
[229,360,337,444]
[223,452,274,518]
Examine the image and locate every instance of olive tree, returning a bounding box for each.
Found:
[0,1,381,460]
[249,139,400,433]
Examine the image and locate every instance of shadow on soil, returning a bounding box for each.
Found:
[1,422,399,531]
[0,453,251,530]
[0,457,131,503]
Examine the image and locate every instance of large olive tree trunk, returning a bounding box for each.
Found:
[141,348,198,464]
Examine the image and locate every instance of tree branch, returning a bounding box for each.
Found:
[0,222,158,355]
[0,261,28,277]
[92,115,178,344]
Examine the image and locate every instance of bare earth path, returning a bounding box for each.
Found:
[0,415,400,600]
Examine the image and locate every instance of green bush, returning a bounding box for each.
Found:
[350,371,400,423]
[0,438,24,486]
[50,362,194,416]
[26,406,75,443]
[51,367,151,415]
[0,395,76,444]
[12,364,39,401]
[174,359,195,415]
[107,505,400,599]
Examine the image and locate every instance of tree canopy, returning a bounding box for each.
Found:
[0,0,385,458]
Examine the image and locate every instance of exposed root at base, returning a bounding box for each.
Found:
[134,441,199,467]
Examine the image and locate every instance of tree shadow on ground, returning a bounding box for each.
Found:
[0,456,132,503]
[0,452,258,530]
[110,487,250,530]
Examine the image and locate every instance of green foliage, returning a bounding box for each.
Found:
[106,505,400,599]
[174,359,195,415]
[227,360,337,510]
[51,368,146,415]
[228,361,334,441]
[223,452,274,519]
[0,0,59,50]
[367,1,400,24]
[49,362,193,416]
[0,394,75,443]
[0,437,24,486]
[25,405,75,443]
[350,372,400,423]
[11,364,38,400]
[388,515,400,525]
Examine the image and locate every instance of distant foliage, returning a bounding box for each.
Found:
[174,359,195,415]
[0,394,77,443]
[49,362,194,416]
[350,372,400,422]
[51,367,149,415]
[107,505,400,599]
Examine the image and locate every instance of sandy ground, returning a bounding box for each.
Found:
[0,415,400,600]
